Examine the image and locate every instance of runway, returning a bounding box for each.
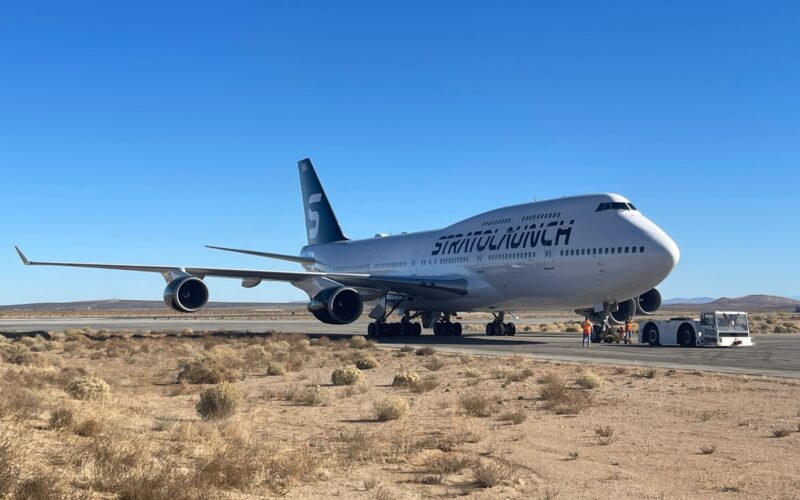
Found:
[2,317,798,378]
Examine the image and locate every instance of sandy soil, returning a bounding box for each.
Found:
[1,329,799,499]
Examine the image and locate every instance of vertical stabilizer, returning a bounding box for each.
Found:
[298,158,347,245]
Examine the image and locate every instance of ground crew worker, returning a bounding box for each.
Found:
[582,317,592,347]
[625,317,635,344]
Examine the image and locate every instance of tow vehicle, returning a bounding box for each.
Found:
[639,311,754,347]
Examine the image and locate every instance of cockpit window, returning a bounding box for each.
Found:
[596,202,633,212]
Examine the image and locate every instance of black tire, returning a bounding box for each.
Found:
[367,322,378,337]
[644,323,660,346]
[413,323,422,336]
[454,323,463,336]
[678,324,695,347]
[497,322,506,336]
[505,323,516,336]
[486,323,494,336]
[591,325,603,343]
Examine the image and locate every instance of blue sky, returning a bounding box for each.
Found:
[1,1,798,304]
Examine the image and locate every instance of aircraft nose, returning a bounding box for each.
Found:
[647,228,680,274]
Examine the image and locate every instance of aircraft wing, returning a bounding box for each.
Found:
[15,247,468,298]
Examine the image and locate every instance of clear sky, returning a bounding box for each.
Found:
[1,1,798,305]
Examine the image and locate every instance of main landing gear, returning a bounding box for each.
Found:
[433,314,462,337]
[485,312,516,336]
[367,311,422,338]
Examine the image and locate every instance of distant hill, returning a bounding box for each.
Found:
[662,297,716,306]
[0,299,305,311]
[665,295,800,310]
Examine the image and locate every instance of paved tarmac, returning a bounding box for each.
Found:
[2,317,798,378]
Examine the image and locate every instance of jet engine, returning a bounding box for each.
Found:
[163,276,209,313]
[307,287,363,325]
[636,288,662,315]
[609,299,637,325]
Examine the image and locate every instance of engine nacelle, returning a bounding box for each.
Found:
[609,299,637,325]
[307,287,363,325]
[163,276,209,313]
[636,288,662,315]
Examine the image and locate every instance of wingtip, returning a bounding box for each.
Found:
[15,246,30,265]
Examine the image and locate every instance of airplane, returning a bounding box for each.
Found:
[16,158,679,341]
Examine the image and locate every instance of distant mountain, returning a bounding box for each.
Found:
[662,297,716,306]
[666,295,800,310]
[0,299,305,311]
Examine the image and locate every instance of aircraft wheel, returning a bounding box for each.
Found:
[453,322,463,336]
[368,322,378,337]
[413,323,422,336]
[505,323,516,336]
[496,322,506,336]
[485,323,494,336]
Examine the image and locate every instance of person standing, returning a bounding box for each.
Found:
[582,317,592,347]
[625,317,635,344]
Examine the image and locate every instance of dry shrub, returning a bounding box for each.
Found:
[540,376,592,414]
[473,458,515,488]
[576,371,603,389]
[410,376,440,393]
[48,407,75,430]
[295,385,332,406]
[355,355,380,370]
[66,375,111,400]
[0,386,43,420]
[75,417,106,437]
[392,371,421,387]
[331,365,364,386]
[349,336,370,349]
[311,336,331,347]
[399,345,415,353]
[0,344,35,365]
[594,426,617,445]
[498,409,527,425]
[415,346,436,356]
[176,356,239,384]
[335,429,378,461]
[772,427,791,438]
[374,397,409,421]
[196,383,243,420]
[464,368,482,378]
[421,453,472,484]
[266,361,286,376]
[506,367,534,383]
[700,445,717,455]
[196,431,265,490]
[459,392,494,417]
[423,357,446,371]
[0,426,23,496]
[265,443,326,494]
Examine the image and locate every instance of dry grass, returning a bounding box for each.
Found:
[373,397,409,421]
[1,322,799,498]
[422,356,446,371]
[594,426,617,445]
[409,376,440,393]
[576,371,603,389]
[459,392,495,417]
[540,375,592,414]
[498,409,527,425]
[196,383,243,420]
[472,458,516,488]
[415,346,436,356]
[176,356,239,384]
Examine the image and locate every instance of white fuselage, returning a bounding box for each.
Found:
[299,193,679,313]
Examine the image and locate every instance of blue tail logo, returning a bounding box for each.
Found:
[298,159,347,245]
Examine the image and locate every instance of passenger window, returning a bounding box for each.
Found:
[624,247,629,253]
[632,247,637,253]
[640,246,644,253]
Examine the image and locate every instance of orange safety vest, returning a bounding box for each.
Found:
[582,322,592,335]
[625,321,634,333]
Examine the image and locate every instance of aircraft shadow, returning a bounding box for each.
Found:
[375,335,543,347]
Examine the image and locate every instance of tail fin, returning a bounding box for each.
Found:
[298,158,347,245]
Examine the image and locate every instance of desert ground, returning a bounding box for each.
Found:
[1,319,799,499]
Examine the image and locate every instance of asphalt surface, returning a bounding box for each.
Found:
[2,317,798,378]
